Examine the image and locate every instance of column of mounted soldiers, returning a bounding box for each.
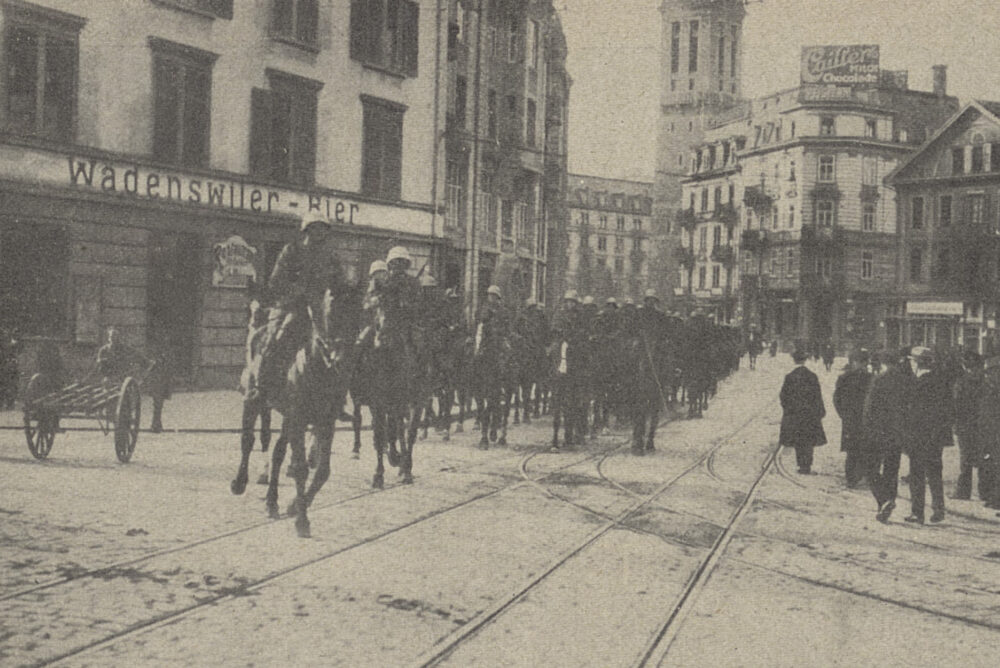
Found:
[244,210,746,458]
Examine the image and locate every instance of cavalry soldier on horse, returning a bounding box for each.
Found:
[252,210,350,403]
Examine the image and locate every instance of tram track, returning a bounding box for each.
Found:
[31,435,637,667]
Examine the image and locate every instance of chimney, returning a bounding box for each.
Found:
[932,65,948,97]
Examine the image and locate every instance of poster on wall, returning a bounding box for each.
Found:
[212,236,258,289]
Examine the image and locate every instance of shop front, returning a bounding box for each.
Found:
[887,299,988,353]
[0,141,439,389]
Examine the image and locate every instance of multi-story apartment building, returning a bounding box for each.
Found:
[886,101,1000,354]
[653,0,746,301]
[442,0,569,316]
[0,1,454,387]
[679,67,958,350]
[564,174,653,301]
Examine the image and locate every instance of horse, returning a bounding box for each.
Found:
[436,330,474,439]
[232,307,276,494]
[236,288,353,538]
[471,320,508,449]
[624,331,664,455]
[549,334,588,450]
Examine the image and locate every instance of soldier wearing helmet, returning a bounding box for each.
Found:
[474,285,507,356]
[379,245,422,349]
[253,210,349,400]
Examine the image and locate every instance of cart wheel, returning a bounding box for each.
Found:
[23,374,56,460]
[114,378,141,463]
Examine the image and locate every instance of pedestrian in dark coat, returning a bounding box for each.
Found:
[977,354,1000,511]
[904,347,954,524]
[953,350,984,500]
[863,348,913,522]
[779,349,827,474]
[145,337,173,433]
[834,350,873,488]
[822,343,835,372]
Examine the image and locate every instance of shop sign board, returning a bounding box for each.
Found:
[801,44,880,87]
[0,143,435,238]
[212,236,258,288]
[906,301,963,316]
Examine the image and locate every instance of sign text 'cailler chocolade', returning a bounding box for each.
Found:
[801,45,880,87]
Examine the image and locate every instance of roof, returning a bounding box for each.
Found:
[885,100,1000,183]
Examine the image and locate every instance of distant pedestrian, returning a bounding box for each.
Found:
[779,349,827,474]
[145,337,173,433]
[976,353,1000,512]
[863,348,914,523]
[834,349,873,488]
[953,350,984,500]
[904,347,954,524]
[822,342,835,372]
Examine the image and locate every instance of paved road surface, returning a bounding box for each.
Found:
[1,356,999,667]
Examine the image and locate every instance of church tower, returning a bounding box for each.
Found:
[653,1,746,294]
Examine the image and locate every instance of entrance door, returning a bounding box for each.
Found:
[811,297,834,346]
[148,232,201,378]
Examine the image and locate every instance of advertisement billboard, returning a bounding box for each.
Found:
[801,45,880,88]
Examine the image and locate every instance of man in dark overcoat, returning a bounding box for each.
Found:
[863,348,913,522]
[904,347,954,524]
[953,350,984,500]
[834,349,873,488]
[779,349,827,474]
[977,353,1000,511]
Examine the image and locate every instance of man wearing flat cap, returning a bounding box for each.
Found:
[904,346,954,524]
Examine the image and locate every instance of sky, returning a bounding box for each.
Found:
[560,0,1000,182]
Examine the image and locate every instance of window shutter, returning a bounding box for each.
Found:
[403,0,419,77]
[384,110,403,199]
[298,0,319,45]
[361,104,380,196]
[249,87,274,179]
[183,66,212,168]
[152,57,180,162]
[292,95,317,186]
[349,0,366,61]
[984,194,994,228]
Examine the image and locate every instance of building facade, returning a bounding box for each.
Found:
[0,1,466,387]
[564,174,654,301]
[886,101,1000,354]
[442,0,569,317]
[679,68,958,351]
[652,0,746,302]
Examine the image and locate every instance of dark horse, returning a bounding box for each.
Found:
[232,305,276,493]
[233,289,353,537]
[367,304,426,488]
[471,324,508,449]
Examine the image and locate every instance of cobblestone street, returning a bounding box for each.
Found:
[2,357,1000,667]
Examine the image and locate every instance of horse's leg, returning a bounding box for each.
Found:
[372,409,386,488]
[231,399,256,495]
[352,403,363,459]
[498,389,509,446]
[403,406,417,484]
[255,405,272,484]
[632,408,645,455]
[646,403,660,452]
[303,421,333,507]
[265,431,288,518]
[477,391,489,449]
[440,387,452,441]
[286,426,311,538]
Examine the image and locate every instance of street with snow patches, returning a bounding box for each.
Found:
[2,355,999,667]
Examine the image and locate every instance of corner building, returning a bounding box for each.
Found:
[886,101,1000,353]
[0,0,449,387]
[679,68,957,351]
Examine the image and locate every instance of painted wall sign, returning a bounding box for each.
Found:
[212,235,258,288]
[0,143,435,238]
[906,301,963,316]
[801,45,880,87]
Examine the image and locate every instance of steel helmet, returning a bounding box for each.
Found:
[624,297,635,306]
[419,273,438,288]
[644,288,658,300]
[606,297,618,306]
[386,246,412,266]
[563,289,579,302]
[300,210,330,232]
[487,284,502,298]
[582,295,595,306]
[369,259,388,276]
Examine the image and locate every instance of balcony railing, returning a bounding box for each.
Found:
[673,245,696,270]
[800,272,846,294]
[677,207,698,231]
[714,202,739,228]
[860,185,880,201]
[800,224,845,247]
[742,186,773,216]
[740,229,769,252]
[710,244,736,266]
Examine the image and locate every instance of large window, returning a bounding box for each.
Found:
[525,98,536,147]
[819,116,835,136]
[711,265,721,288]
[862,202,876,231]
[670,22,680,74]
[0,222,69,336]
[939,195,952,227]
[910,248,923,283]
[688,21,698,73]
[911,196,924,229]
[969,193,985,225]
[861,251,873,279]
[272,0,318,47]
[818,155,835,182]
[350,0,419,77]
[250,69,322,185]
[150,38,215,168]
[816,200,834,227]
[3,3,83,143]
[952,147,965,175]
[360,95,405,200]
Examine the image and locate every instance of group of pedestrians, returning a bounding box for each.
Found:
[782,343,1000,525]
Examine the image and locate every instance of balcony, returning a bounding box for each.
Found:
[677,207,699,231]
[801,272,846,295]
[672,245,696,270]
[714,202,739,228]
[800,224,845,248]
[742,186,773,216]
[740,229,769,253]
[710,244,736,266]
[860,185,880,201]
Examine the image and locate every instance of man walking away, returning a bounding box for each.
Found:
[834,349,873,488]
[953,350,984,500]
[779,349,827,474]
[146,335,173,433]
[905,347,954,524]
[863,348,913,523]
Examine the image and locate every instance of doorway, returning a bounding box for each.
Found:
[148,232,201,378]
